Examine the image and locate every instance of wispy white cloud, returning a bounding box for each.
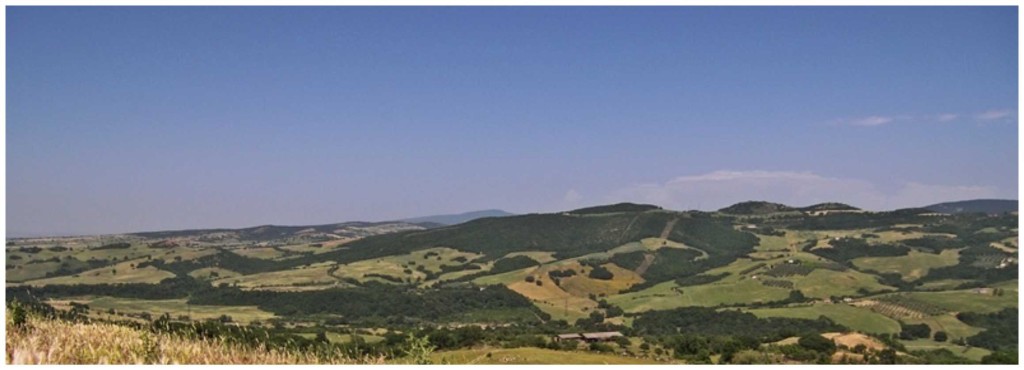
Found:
[607,170,1000,211]
[975,109,1014,121]
[832,108,1016,127]
[833,116,898,127]
[851,116,896,126]
[563,189,582,204]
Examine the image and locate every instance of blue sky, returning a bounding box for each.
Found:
[7,6,1018,235]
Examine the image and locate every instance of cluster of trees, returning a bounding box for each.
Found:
[898,322,931,340]
[901,237,965,252]
[919,245,1016,285]
[747,226,786,237]
[674,272,730,287]
[294,211,673,270]
[188,282,538,324]
[572,311,626,333]
[617,248,709,291]
[957,308,1017,352]
[779,211,935,231]
[808,237,909,263]
[587,265,614,280]
[607,251,647,270]
[666,333,762,363]
[567,203,662,215]
[7,276,202,301]
[93,242,132,250]
[445,255,539,283]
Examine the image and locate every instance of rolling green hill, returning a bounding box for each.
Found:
[924,199,1018,215]
[718,201,797,215]
[6,201,1018,365]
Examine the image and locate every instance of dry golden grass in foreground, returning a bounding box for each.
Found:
[5,311,385,364]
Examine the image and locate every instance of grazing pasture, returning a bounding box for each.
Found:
[745,303,901,334]
[851,249,959,281]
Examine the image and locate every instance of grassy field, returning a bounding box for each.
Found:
[902,289,1018,313]
[744,303,901,334]
[6,261,66,282]
[900,339,991,362]
[755,234,790,251]
[429,347,662,364]
[472,264,535,286]
[215,263,340,290]
[25,259,175,286]
[331,247,484,284]
[991,279,1018,291]
[6,243,213,283]
[81,296,277,324]
[701,257,775,281]
[217,247,487,289]
[791,269,895,299]
[851,250,959,281]
[609,279,792,312]
[917,279,978,291]
[900,314,984,341]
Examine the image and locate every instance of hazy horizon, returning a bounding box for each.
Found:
[8,7,1019,236]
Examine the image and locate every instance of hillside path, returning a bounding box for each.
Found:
[635,218,679,276]
[634,254,656,276]
[659,218,678,239]
[618,214,641,243]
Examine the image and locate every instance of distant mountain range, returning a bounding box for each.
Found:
[10,199,1016,240]
[399,209,514,226]
[924,199,1018,215]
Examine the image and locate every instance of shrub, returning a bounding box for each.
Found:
[588,265,614,280]
[797,334,836,354]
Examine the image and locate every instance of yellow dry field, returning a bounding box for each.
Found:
[822,332,886,352]
[153,247,218,262]
[990,240,1017,253]
[6,310,381,364]
[500,262,598,321]
[230,247,286,260]
[214,264,339,289]
[559,263,644,297]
